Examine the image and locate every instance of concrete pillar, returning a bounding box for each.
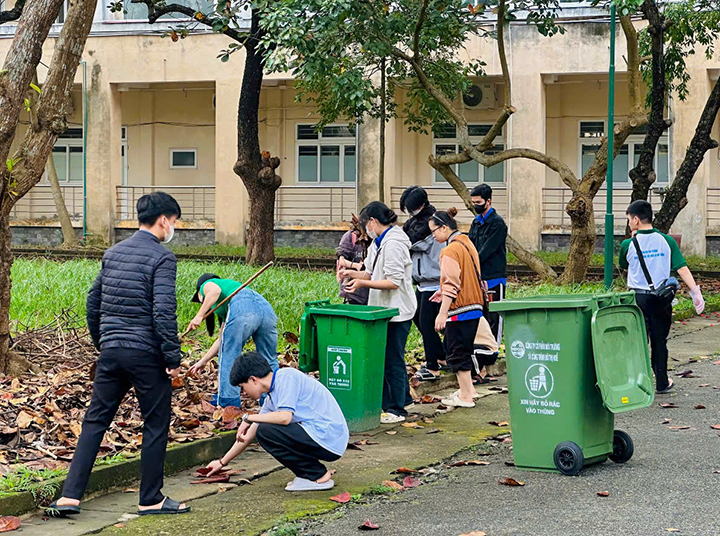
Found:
[358,115,382,210]
[670,71,713,256]
[507,72,546,251]
[86,63,122,244]
[214,79,247,245]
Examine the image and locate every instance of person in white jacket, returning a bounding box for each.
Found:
[341,201,417,424]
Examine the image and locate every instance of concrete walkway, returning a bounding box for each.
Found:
[16,316,720,535]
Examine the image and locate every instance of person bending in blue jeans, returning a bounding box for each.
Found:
[187,274,279,407]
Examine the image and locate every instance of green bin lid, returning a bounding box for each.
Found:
[490,294,595,313]
[306,302,399,321]
[591,305,655,413]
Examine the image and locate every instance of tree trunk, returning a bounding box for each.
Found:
[561,191,597,284]
[232,14,281,265]
[46,156,78,247]
[654,77,720,233]
[378,58,386,203]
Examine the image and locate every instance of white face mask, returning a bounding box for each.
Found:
[366,226,378,240]
[409,208,422,217]
[162,220,175,244]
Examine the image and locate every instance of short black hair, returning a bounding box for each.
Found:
[229,351,272,387]
[470,184,492,200]
[626,200,653,223]
[137,192,182,226]
[359,201,398,226]
[399,186,428,214]
[432,208,459,230]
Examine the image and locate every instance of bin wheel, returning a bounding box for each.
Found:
[609,430,634,464]
[553,441,584,476]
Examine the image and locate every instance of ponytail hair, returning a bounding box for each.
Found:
[359,201,398,226]
[432,207,458,230]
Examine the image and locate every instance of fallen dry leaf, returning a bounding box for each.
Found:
[713,470,720,474]
[283,331,299,345]
[498,477,524,487]
[459,532,487,536]
[668,426,691,430]
[419,395,441,404]
[381,480,404,491]
[450,460,490,467]
[329,491,352,504]
[422,418,435,424]
[711,425,720,430]
[171,376,184,389]
[393,467,418,474]
[402,476,421,488]
[488,421,509,427]
[16,411,32,429]
[700,384,710,387]
[385,430,397,435]
[660,418,671,424]
[201,400,215,413]
[695,405,706,410]
[123,488,139,493]
[401,422,424,429]
[359,519,380,530]
[660,403,678,409]
[597,491,610,497]
[505,461,515,467]
[353,439,379,447]
[113,523,126,528]
[222,406,244,422]
[0,517,20,533]
[190,474,231,484]
[426,428,441,434]
[666,529,680,533]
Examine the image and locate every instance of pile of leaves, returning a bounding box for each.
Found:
[0,311,301,474]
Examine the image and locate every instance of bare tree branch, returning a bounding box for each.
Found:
[412,0,429,59]
[0,0,25,24]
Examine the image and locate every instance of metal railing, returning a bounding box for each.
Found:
[116,185,215,221]
[390,185,508,225]
[10,184,84,222]
[707,188,720,232]
[542,187,661,228]
[275,185,356,225]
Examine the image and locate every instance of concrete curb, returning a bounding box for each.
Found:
[0,431,237,517]
[413,359,507,397]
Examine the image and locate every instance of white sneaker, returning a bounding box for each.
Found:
[404,403,416,410]
[452,389,480,400]
[381,412,406,424]
[441,393,475,408]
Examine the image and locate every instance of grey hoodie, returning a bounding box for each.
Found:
[410,234,443,289]
[364,226,417,323]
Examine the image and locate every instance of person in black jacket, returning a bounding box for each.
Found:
[400,186,447,381]
[48,192,189,518]
[468,184,507,362]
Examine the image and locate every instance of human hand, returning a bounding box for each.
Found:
[205,459,224,477]
[166,367,181,379]
[187,314,204,333]
[236,421,251,442]
[345,278,366,294]
[690,285,705,315]
[429,290,442,303]
[188,360,207,377]
[435,312,447,332]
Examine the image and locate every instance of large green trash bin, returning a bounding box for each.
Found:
[298,300,399,432]
[490,292,654,475]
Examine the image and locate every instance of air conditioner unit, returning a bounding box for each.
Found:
[463,83,497,110]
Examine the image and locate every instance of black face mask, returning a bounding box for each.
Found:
[473,204,486,215]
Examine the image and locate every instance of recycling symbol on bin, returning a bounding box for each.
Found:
[510,341,525,359]
[524,364,554,399]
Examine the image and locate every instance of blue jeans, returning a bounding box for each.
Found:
[217,289,279,407]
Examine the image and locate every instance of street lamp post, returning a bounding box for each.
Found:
[604,4,617,290]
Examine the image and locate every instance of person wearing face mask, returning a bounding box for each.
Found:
[429,208,498,408]
[468,184,507,383]
[48,193,190,518]
[340,201,417,424]
[186,274,279,407]
[399,186,447,382]
[619,200,704,394]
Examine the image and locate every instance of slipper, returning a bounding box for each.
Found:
[285,477,335,492]
[452,389,480,400]
[438,363,452,372]
[45,501,81,518]
[137,497,191,516]
[657,379,675,394]
[472,375,491,385]
[414,367,440,382]
[441,393,476,408]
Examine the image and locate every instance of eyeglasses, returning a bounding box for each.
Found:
[429,226,442,235]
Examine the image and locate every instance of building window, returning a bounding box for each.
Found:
[578,121,670,185]
[432,124,505,184]
[170,149,197,169]
[49,128,83,183]
[124,0,215,20]
[296,124,356,184]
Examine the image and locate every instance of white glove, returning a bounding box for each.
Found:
[689,285,705,315]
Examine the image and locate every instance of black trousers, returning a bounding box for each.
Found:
[635,293,673,391]
[256,423,340,481]
[62,349,172,506]
[485,282,506,347]
[444,318,481,373]
[383,320,412,417]
[413,290,446,371]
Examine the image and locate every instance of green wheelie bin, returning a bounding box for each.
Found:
[490,292,654,475]
[298,300,399,433]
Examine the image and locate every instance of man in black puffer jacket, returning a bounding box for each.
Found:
[49,192,190,518]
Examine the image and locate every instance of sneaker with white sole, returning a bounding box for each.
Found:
[381,412,406,424]
[404,403,416,411]
[441,393,476,408]
[452,389,480,400]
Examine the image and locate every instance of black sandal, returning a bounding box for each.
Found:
[137,497,191,516]
[45,501,81,518]
[473,375,491,385]
[414,367,440,382]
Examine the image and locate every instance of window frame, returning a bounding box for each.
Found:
[431,123,506,185]
[169,148,198,170]
[46,128,84,185]
[294,123,357,185]
[577,119,670,187]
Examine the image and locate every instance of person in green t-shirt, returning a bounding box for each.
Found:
[186,274,279,407]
